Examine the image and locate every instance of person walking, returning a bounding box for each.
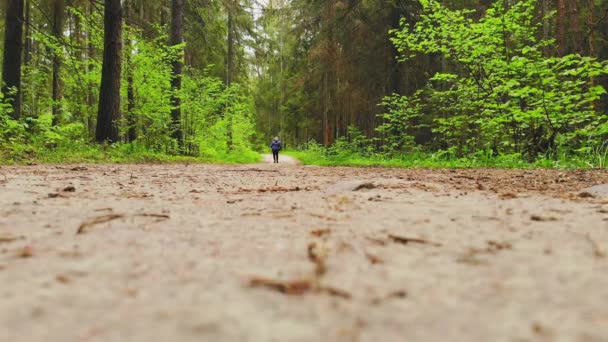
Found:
[270,137,282,164]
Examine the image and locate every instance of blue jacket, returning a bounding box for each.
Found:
[270,140,282,151]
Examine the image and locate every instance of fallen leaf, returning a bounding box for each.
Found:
[387,290,407,299]
[0,235,23,244]
[16,246,33,258]
[365,252,383,265]
[310,229,331,237]
[56,274,71,284]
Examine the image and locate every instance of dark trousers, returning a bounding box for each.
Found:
[272,150,280,163]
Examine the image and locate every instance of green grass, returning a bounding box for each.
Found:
[0,142,263,165]
[286,149,599,169]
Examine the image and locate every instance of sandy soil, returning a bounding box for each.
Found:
[1,160,608,342]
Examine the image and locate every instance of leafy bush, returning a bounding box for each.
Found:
[383,0,608,159]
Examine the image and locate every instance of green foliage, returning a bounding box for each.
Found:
[384,0,608,159]
[127,29,178,151]
[184,74,260,163]
[1,3,260,165]
[289,145,598,169]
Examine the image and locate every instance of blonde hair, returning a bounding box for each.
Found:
[274,137,279,140]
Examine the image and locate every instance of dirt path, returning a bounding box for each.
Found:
[1,163,608,341]
[261,153,300,165]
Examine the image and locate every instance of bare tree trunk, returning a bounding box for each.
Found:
[556,0,566,55]
[95,0,123,143]
[390,3,402,95]
[2,0,25,119]
[568,0,581,53]
[169,0,184,146]
[125,0,137,142]
[226,10,235,86]
[71,1,83,122]
[86,1,96,138]
[587,0,595,56]
[542,0,550,56]
[24,0,31,66]
[51,0,65,126]
[225,4,235,150]
[22,0,31,115]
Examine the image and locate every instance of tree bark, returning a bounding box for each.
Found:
[125,0,137,142]
[226,10,235,86]
[2,0,25,119]
[95,0,123,143]
[568,0,581,53]
[587,0,595,56]
[87,1,96,138]
[556,0,566,55]
[51,0,65,126]
[169,0,184,146]
[23,0,31,66]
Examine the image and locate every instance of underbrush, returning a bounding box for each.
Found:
[0,141,262,165]
[286,145,601,169]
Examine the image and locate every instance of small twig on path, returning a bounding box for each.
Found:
[76,213,170,234]
[320,286,352,299]
[225,169,280,173]
[135,213,171,219]
[249,277,313,296]
[248,238,351,299]
[371,290,408,305]
[308,241,328,276]
[388,234,442,247]
[237,186,308,194]
[77,214,125,234]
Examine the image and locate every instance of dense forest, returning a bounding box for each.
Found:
[1,0,607,165]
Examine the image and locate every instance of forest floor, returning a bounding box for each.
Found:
[1,159,608,342]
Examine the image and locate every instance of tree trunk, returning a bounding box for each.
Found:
[87,1,96,138]
[22,0,31,116]
[125,0,137,142]
[95,0,123,143]
[2,0,25,119]
[556,0,566,55]
[568,0,581,53]
[587,0,595,56]
[226,10,235,86]
[51,0,65,126]
[541,0,550,56]
[169,0,184,146]
[24,0,31,66]
[390,4,402,95]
